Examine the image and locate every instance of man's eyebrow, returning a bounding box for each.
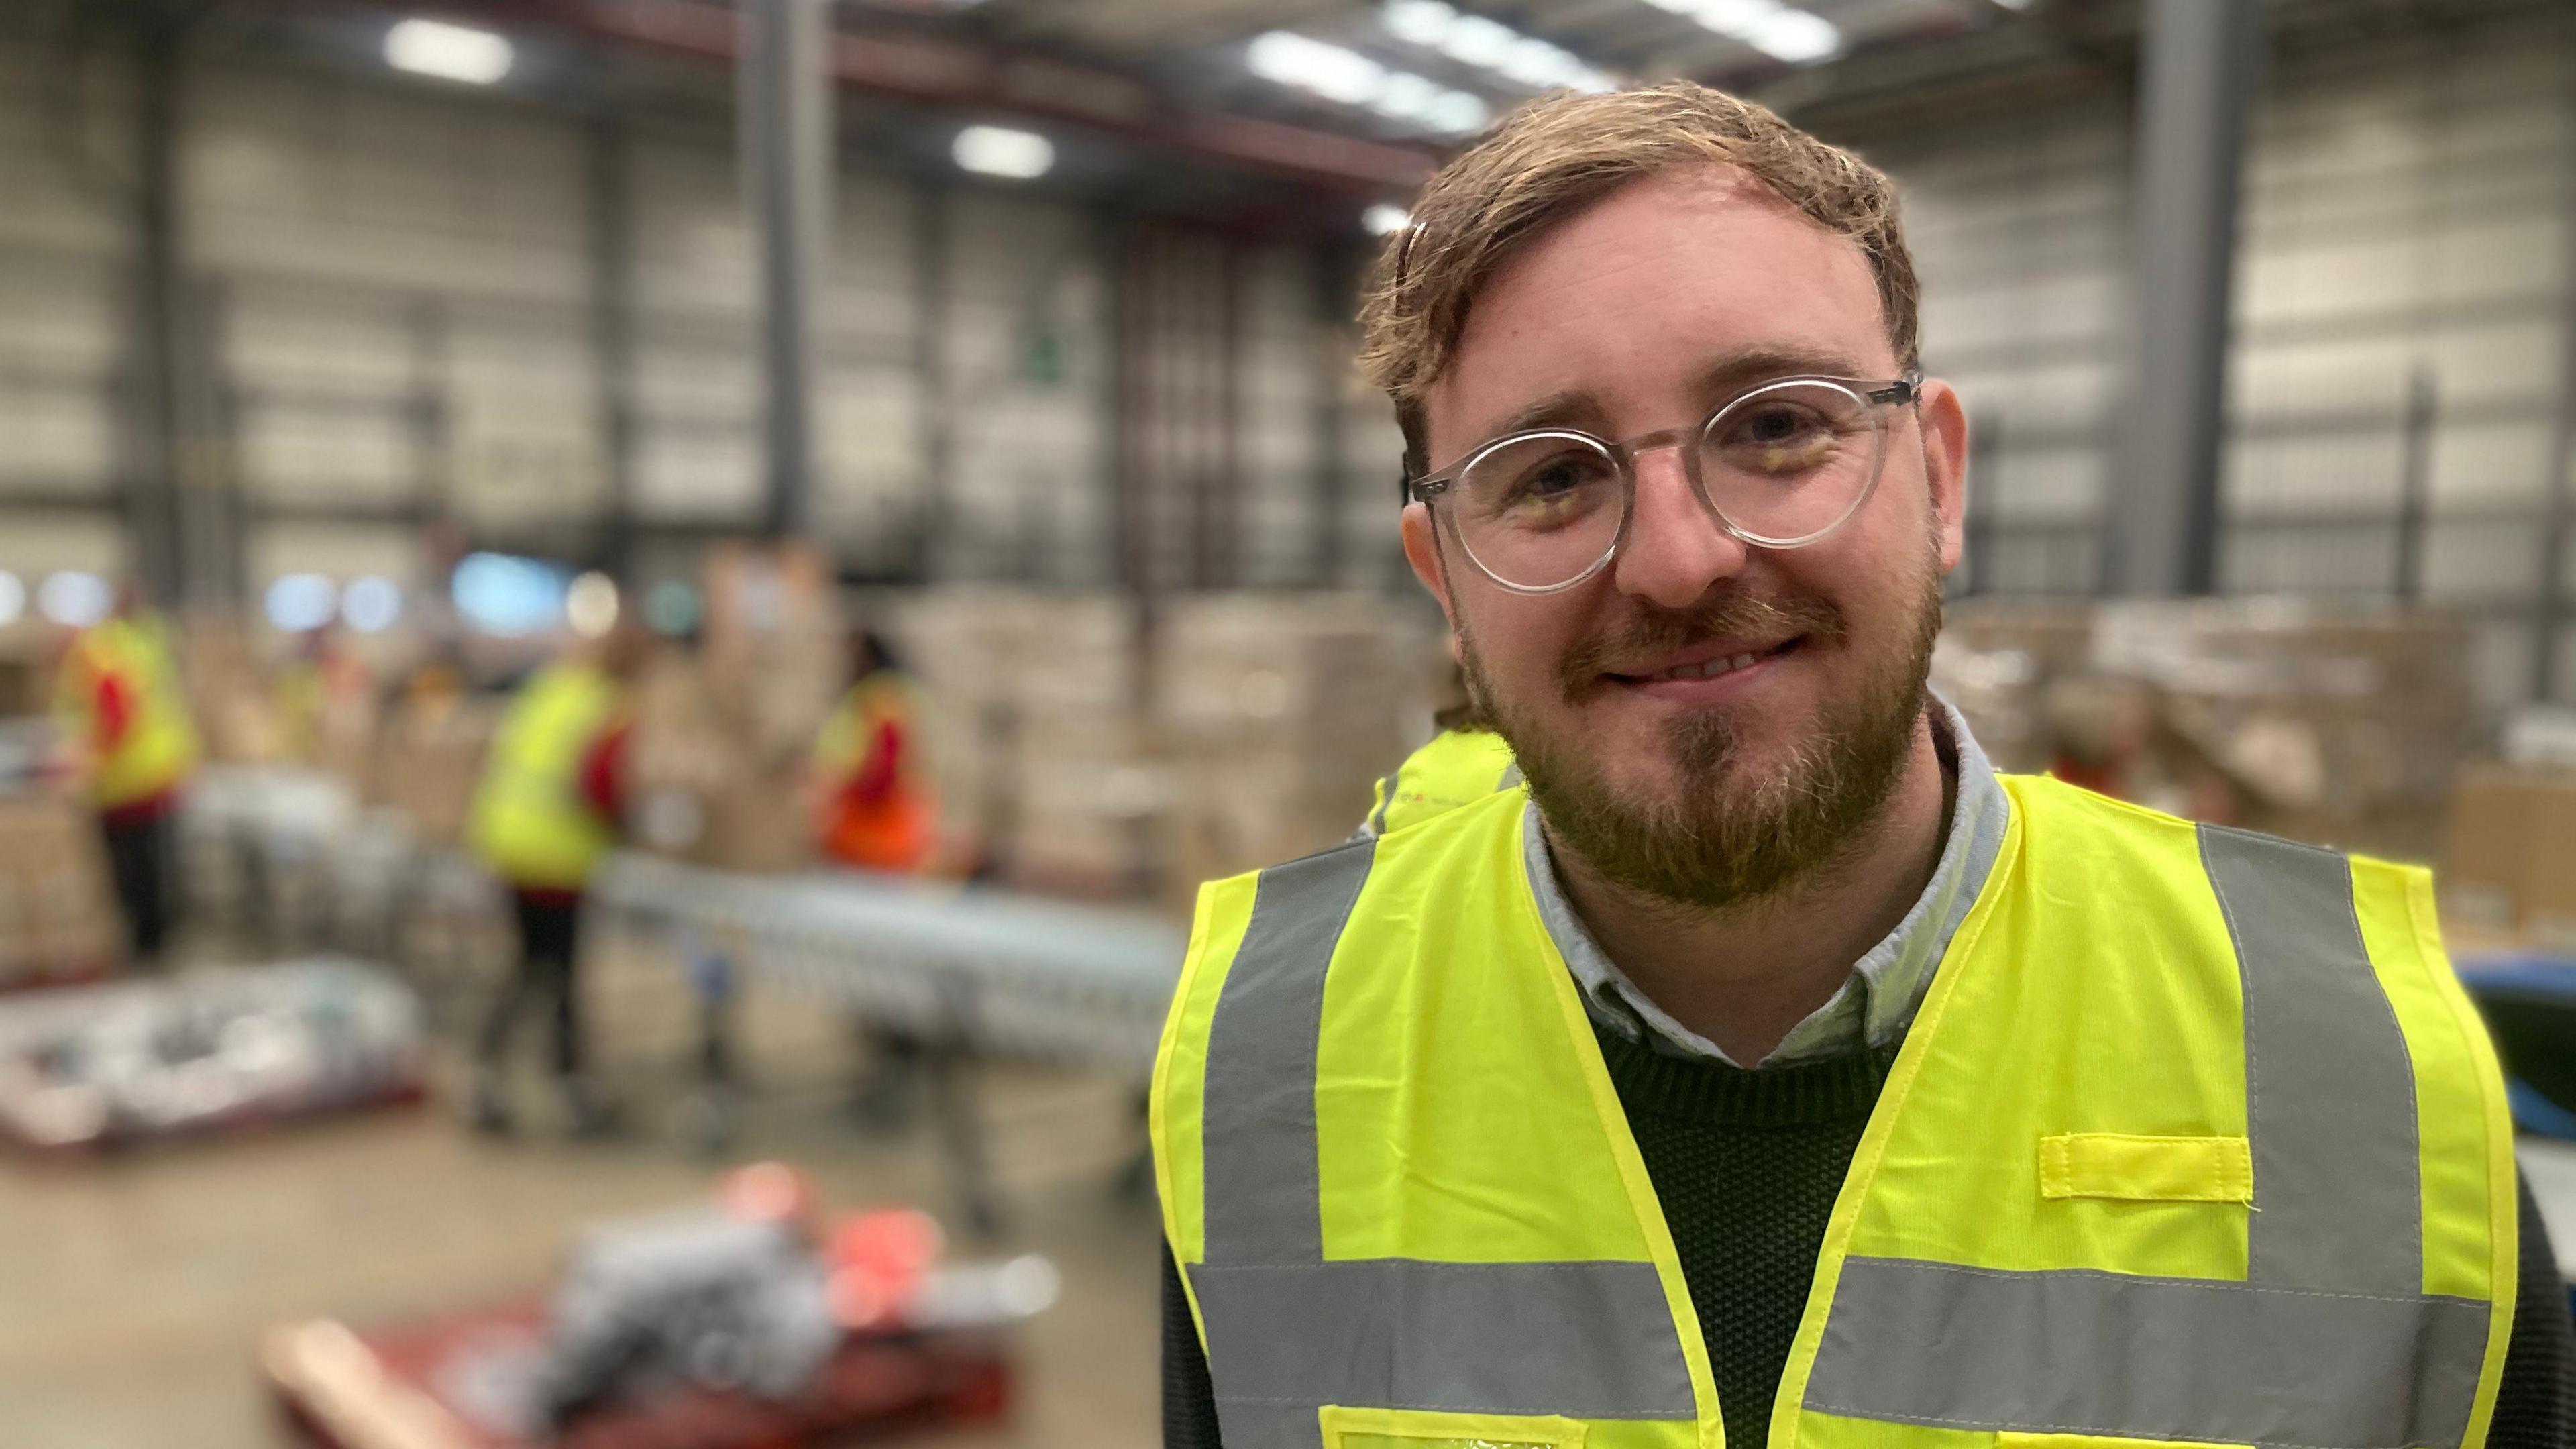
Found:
[1483,389,1600,440]
[1688,344,1872,402]
[1469,344,1878,449]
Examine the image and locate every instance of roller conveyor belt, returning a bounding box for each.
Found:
[588,855,1186,1073]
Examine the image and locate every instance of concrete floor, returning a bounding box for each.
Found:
[0,940,1165,1448]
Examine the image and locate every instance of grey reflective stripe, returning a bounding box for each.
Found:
[2200,823,2421,1296]
[1191,1258,1696,1423]
[1199,841,1375,1264]
[1193,838,1697,1442]
[1363,777,1393,837]
[1497,761,1524,790]
[1807,829,2468,1445]
[1203,1401,1330,1449]
[1803,1256,2488,1449]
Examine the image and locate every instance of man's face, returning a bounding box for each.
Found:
[1403,164,1969,907]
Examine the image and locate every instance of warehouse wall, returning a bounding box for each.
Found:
[0,35,1405,624]
[1874,8,2576,706]
[0,37,133,586]
[7,16,2570,694]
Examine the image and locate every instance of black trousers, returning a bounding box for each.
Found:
[478,892,586,1078]
[99,809,177,965]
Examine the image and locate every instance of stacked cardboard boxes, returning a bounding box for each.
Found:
[0,792,120,983]
[365,690,496,849]
[1935,599,2479,858]
[883,590,1442,902]
[886,589,1148,892]
[2441,765,2576,944]
[1155,593,1438,899]
[183,616,283,767]
[626,648,813,876]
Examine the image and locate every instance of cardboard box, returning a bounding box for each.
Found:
[366,692,494,848]
[0,792,121,979]
[2444,765,2576,942]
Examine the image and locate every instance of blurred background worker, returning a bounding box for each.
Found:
[52,583,199,969]
[1356,661,1518,837]
[811,626,942,1128]
[272,623,372,770]
[466,619,649,1136]
[811,627,937,875]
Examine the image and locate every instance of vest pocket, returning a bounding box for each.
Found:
[1998,1423,2246,1433]
[1998,1435,2248,1449]
[2037,1133,2254,1203]
[1319,1405,1586,1448]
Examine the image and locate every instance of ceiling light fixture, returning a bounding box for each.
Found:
[384,17,515,85]
[1363,203,1411,235]
[1380,1,1618,93]
[1247,31,1492,137]
[952,125,1057,180]
[1640,0,1841,64]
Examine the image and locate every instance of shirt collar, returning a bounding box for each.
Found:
[1522,695,2010,1070]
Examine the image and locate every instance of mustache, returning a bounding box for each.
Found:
[1555,592,1847,694]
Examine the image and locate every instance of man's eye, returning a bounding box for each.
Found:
[1521,456,1596,497]
[1717,406,1837,473]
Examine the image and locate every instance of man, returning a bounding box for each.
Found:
[467,619,647,1136]
[54,584,199,969]
[1152,84,2573,1449]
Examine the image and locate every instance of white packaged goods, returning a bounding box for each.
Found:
[0,957,423,1150]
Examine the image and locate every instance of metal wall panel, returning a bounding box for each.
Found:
[1880,11,2576,706]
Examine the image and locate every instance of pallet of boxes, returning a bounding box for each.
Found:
[0,790,119,989]
[883,589,1153,896]
[627,541,841,875]
[883,589,1440,906]
[1155,593,1440,908]
[1935,598,2481,861]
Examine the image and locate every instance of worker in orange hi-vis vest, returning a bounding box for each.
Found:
[810,627,941,1129]
[53,584,201,969]
[809,628,938,876]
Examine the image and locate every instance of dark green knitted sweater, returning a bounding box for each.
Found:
[1163,1022,2575,1446]
[1589,1023,1899,1442]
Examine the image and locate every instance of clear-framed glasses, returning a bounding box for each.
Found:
[1407,371,1925,595]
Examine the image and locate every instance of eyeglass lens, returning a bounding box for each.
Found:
[1446,380,1886,590]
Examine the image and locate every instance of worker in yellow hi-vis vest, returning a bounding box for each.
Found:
[53,586,200,968]
[1152,83,2557,1449]
[467,618,649,1136]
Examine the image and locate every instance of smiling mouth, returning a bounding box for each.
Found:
[1609,637,1803,685]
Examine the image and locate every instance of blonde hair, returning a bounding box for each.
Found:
[1356,82,1919,478]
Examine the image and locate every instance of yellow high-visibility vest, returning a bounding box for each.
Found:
[1359,727,1519,836]
[468,664,622,891]
[56,614,200,809]
[1152,773,2515,1449]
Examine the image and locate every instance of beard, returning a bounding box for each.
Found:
[1462,565,1943,912]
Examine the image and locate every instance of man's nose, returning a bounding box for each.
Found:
[1612,445,1749,609]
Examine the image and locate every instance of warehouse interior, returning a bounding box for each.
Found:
[5,0,2576,1443]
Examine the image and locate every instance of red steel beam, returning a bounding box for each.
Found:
[352,0,1439,194]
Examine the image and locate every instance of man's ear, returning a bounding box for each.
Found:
[1402,502,1459,634]
[1915,378,1970,575]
